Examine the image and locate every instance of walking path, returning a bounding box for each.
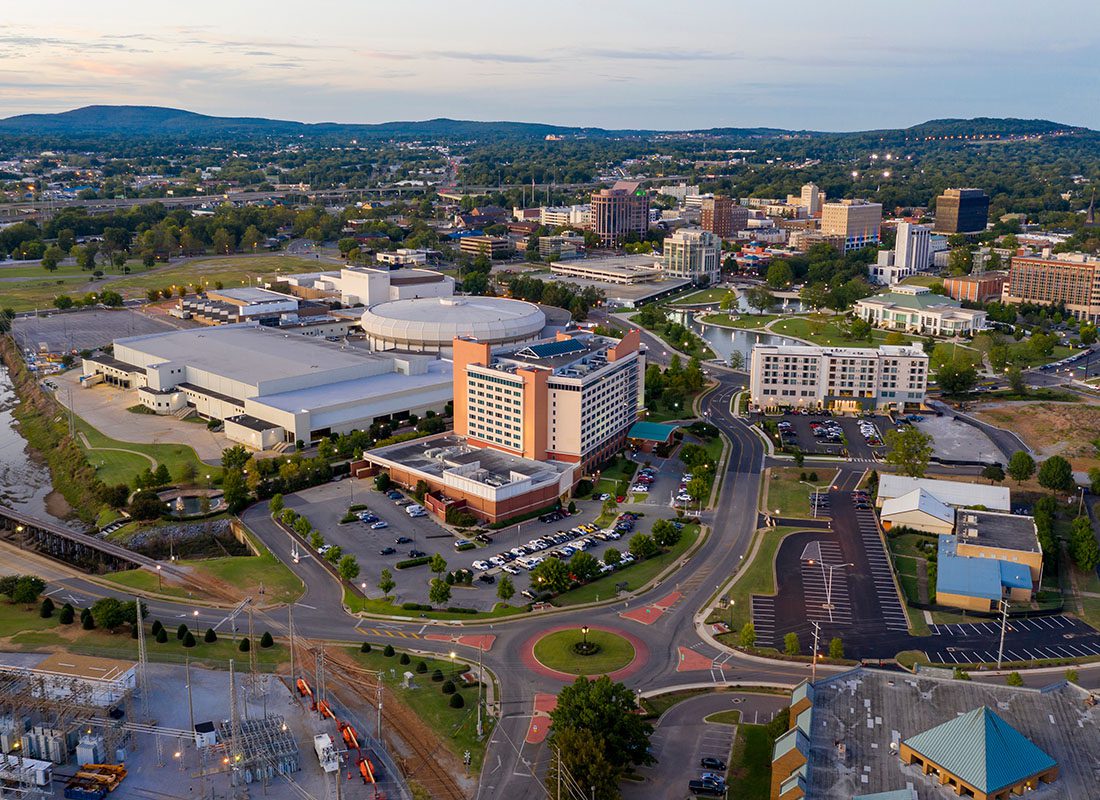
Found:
[78,432,158,467]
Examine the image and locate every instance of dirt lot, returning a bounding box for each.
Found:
[975,401,1100,471]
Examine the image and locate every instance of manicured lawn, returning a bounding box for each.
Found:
[75,416,218,486]
[699,312,779,330]
[593,455,637,496]
[99,569,194,600]
[344,591,527,621]
[769,315,919,348]
[107,255,328,299]
[0,602,58,638]
[728,724,773,800]
[894,556,920,604]
[1003,341,1077,369]
[671,288,734,305]
[901,274,941,287]
[720,527,798,632]
[629,313,716,360]
[1,276,95,311]
[763,467,837,518]
[887,532,938,560]
[181,550,304,605]
[703,709,741,725]
[553,525,699,606]
[347,646,492,773]
[532,629,635,675]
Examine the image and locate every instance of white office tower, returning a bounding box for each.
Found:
[895,222,932,270]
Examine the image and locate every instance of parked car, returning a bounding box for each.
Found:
[502,564,520,575]
[454,539,472,548]
[408,549,426,558]
[700,757,727,771]
[379,547,396,556]
[477,574,496,584]
[472,560,490,571]
[394,536,413,544]
[371,521,389,529]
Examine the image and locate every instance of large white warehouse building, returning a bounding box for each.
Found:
[83,324,452,449]
[359,296,547,356]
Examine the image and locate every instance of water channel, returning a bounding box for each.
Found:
[0,364,67,523]
[671,294,807,364]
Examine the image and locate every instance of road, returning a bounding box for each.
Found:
[16,368,1100,799]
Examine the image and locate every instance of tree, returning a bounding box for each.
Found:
[39,597,54,618]
[260,631,274,648]
[784,632,800,656]
[378,569,395,597]
[212,228,235,254]
[241,225,264,252]
[82,614,96,631]
[41,245,63,271]
[602,547,621,566]
[428,553,448,579]
[496,575,515,602]
[374,473,392,492]
[155,627,168,643]
[766,261,793,289]
[628,533,658,560]
[5,575,46,604]
[828,637,844,660]
[221,445,251,472]
[569,551,601,583]
[549,675,654,770]
[1037,456,1074,494]
[1005,671,1024,687]
[1007,451,1036,484]
[947,247,972,275]
[183,631,197,648]
[269,494,284,514]
[651,519,681,548]
[530,558,572,594]
[338,555,361,581]
[1081,324,1098,345]
[1070,516,1100,571]
[238,637,251,652]
[686,476,710,506]
[935,360,978,396]
[222,468,249,512]
[89,598,130,630]
[59,603,74,625]
[745,285,775,314]
[205,628,218,643]
[545,727,621,800]
[177,623,189,640]
[153,463,171,486]
[429,578,451,606]
[1006,366,1027,395]
[799,282,829,312]
[739,622,756,647]
[884,427,933,478]
[981,463,1005,484]
[53,295,74,310]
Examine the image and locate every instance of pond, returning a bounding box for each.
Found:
[164,492,225,518]
[669,310,805,365]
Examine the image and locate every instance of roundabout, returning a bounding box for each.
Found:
[527,625,644,679]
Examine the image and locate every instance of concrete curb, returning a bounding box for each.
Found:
[638,681,797,699]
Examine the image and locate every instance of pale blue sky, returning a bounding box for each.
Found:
[3,0,1099,130]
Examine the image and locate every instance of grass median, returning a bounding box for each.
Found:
[532,629,635,675]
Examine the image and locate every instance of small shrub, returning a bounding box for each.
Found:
[155,627,168,643]
[360,642,372,653]
[183,631,197,648]
[82,615,96,630]
[176,623,188,640]
[204,628,217,643]
[431,669,444,682]
[39,598,54,618]
[238,637,251,652]
[441,680,456,695]
[416,661,428,674]
[59,603,74,625]
[383,644,395,657]
[449,693,465,709]
[399,653,411,665]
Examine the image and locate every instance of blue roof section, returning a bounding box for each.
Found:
[444,229,485,239]
[627,421,678,443]
[937,535,1032,601]
[902,707,1057,794]
[999,560,1032,591]
[519,338,587,359]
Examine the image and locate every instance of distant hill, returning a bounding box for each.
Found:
[0,105,1087,142]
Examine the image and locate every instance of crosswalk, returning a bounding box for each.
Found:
[359,626,421,640]
[853,507,909,632]
[800,541,852,625]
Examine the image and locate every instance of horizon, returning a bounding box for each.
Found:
[3,0,1099,130]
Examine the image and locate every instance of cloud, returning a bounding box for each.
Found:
[430,50,554,64]
[580,47,743,62]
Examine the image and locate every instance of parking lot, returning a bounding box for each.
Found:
[772,412,888,461]
[284,478,663,610]
[925,615,1100,665]
[11,308,180,352]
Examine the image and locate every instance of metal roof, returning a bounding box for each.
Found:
[902,707,1056,794]
[627,421,678,443]
[516,338,587,359]
[881,488,955,526]
[937,535,1033,601]
[877,475,1010,512]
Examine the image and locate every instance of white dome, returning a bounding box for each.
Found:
[359,296,546,352]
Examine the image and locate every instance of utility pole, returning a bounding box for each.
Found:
[996,600,1010,670]
[186,655,196,738]
[376,671,383,741]
[476,644,483,738]
[288,607,295,687]
[810,621,821,683]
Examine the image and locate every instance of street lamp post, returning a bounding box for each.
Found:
[449,650,457,678]
[156,564,162,590]
[580,625,589,650]
[800,480,832,519]
[805,560,853,622]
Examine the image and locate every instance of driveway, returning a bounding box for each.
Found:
[53,368,229,462]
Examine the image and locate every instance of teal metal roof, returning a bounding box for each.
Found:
[627,421,678,443]
[902,707,1056,794]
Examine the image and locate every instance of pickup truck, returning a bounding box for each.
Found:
[687,779,724,797]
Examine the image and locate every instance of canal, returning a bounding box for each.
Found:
[0,363,68,523]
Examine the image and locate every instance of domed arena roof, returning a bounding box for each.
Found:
[359,296,546,350]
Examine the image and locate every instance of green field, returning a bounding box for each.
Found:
[347,646,492,772]
[0,602,59,638]
[728,724,773,800]
[671,288,734,305]
[75,416,218,487]
[1,276,97,311]
[553,524,699,606]
[901,274,941,287]
[699,313,779,330]
[106,255,329,298]
[532,629,636,675]
[343,591,527,621]
[769,315,919,347]
[763,467,837,518]
[703,709,742,725]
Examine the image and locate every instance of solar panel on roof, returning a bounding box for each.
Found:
[519,338,586,359]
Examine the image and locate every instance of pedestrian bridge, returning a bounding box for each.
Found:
[0,505,153,572]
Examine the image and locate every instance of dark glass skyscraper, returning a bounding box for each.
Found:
[934,188,989,234]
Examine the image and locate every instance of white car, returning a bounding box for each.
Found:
[502,564,520,575]
[472,560,490,571]
[510,547,528,557]
[620,554,635,564]
[371,521,388,529]
[489,556,507,567]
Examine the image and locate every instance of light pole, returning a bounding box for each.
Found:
[449,650,457,678]
[156,563,162,590]
[580,625,589,650]
[800,480,832,519]
[806,560,853,622]
[476,644,484,738]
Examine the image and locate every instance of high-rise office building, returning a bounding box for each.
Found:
[820,199,882,253]
[662,229,722,285]
[895,222,932,270]
[1004,252,1100,320]
[800,183,822,216]
[453,330,645,470]
[934,188,990,234]
[701,196,749,238]
[590,181,649,246]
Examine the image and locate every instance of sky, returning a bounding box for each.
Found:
[2,0,1099,131]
